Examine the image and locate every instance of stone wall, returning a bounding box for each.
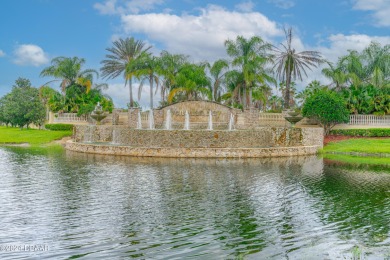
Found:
[128,101,242,129]
[125,101,318,130]
[65,142,320,158]
[73,125,323,149]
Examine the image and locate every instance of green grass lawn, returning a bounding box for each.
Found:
[324,153,390,167]
[323,138,390,154]
[0,126,72,145]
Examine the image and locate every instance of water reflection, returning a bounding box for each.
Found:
[0,147,389,259]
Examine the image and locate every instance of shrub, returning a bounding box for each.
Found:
[45,124,73,131]
[330,128,390,137]
[302,89,349,135]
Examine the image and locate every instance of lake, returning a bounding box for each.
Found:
[0,147,389,259]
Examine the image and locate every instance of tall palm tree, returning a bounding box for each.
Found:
[322,61,349,91]
[268,95,283,111]
[338,50,365,86]
[362,42,390,81]
[225,35,273,109]
[279,81,297,108]
[40,56,98,93]
[209,59,229,101]
[273,28,324,109]
[130,53,160,109]
[220,70,245,107]
[100,37,151,107]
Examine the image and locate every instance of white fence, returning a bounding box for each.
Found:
[349,114,390,125]
[51,112,389,127]
[53,113,88,123]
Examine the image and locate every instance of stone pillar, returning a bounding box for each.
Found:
[153,109,164,129]
[112,109,120,125]
[245,109,258,129]
[128,108,140,128]
[48,111,55,124]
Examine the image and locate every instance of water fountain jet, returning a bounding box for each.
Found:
[149,110,155,130]
[84,125,93,143]
[137,111,142,129]
[111,129,118,144]
[184,111,190,130]
[208,110,213,130]
[228,113,234,131]
[165,109,172,130]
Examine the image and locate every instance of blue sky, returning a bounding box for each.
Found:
[1,0,389,108]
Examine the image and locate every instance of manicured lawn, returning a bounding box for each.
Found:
[0,126,72,145]
[323,138,390,154]
[324,153,390,167]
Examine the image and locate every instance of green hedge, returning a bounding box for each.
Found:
[330,128,390,137]
[45,124,74,131]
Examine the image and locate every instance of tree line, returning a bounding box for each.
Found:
[1,27,389,129]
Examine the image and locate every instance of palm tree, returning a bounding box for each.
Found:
[322,61,349,91]
[268,95,283,111]
[220,70,245,107]
[209,59,229,101]
[295,80,326,106]
[130,53,160,109]
[100,37,151,107]
[167,62,211,103]
[362,42,390,82]
[157,51,188,104]
[279,81,297,108]
[40,56,98,93]
[225,35,273,109]
[273,27,324,109]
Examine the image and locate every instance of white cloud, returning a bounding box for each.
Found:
[120,5,282,61]
[0,50,5,57]
[297,33,390,90]
[124,0,164,14]
[94,0,117,15]
[318,33,390,63]
[235,1,255,12]
[94,0,164,15]
[353,0,390,26]
[104,82,161,109]
[268,0,295,9]
[13,44,49,66]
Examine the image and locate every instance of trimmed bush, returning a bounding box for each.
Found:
[45,124,73,131]
[330,128,390,137]
[302,89,349,135]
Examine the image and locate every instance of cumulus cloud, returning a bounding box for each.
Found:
[103,82,161,109]
[0,50,5,57]
[94,0,117,15]
[94,0,164,15]
[298,33,390,90]
[120,5,282,61]
[353,0,390,26]
[268,0,295,9]
[235,1,255,12]
[13,44,49,66]
[318,33,390,62]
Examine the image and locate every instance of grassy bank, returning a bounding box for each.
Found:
[0,126,72,145]
[323,137,390,166]
[324,153,390,166]
[323,138,390,154]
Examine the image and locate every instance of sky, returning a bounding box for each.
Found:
[0,0,389,109]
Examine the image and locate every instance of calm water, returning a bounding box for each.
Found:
[0,147,389,259]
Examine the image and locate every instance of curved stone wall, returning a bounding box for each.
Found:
[68,125,323,158]
[65,142,320,158]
